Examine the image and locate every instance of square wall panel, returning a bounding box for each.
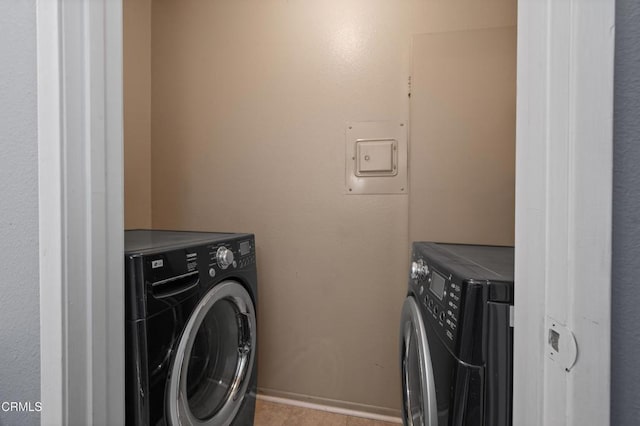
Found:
[346,121,407,195]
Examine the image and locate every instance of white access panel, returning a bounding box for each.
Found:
[345,121,407,194]
[356,139,397,176]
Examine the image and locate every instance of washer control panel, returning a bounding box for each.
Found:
[206,238,256,277]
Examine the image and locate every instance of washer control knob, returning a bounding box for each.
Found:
[411,259,429,280]
[216,246,235,269]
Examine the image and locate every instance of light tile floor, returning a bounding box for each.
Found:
[254,399,400,426]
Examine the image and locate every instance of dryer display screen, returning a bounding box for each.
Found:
[430,271,446,300]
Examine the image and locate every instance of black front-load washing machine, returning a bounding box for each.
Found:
[400,242,514,426]
[125,230,258,426]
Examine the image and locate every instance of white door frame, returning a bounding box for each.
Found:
[513,0,614,425]
[35,0,614,424]
[36,0,124,424]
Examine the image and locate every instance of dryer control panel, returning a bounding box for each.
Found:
[410,241,514,365]
[412,257,462,351]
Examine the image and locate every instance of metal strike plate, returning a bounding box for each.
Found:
[546,317,578,372]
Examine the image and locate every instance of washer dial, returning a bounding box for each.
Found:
[216,246,235,269]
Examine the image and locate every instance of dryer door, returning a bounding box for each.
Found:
[166,280,256,426]
[400,296,438,426]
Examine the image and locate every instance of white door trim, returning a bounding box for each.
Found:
[513,0,614,425]
[36,0,124,424]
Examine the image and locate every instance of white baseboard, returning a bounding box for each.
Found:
[257,389,402,424]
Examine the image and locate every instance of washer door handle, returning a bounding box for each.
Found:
[231,312,252,402]
[237,311,251,350]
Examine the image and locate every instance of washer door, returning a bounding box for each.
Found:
[400,296,438,426]
[167,280,256,426]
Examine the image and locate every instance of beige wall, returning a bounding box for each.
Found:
[124,0,152,229]
[148,0,516,413]
[409,27,517,246]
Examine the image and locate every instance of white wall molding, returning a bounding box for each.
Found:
[514,0,614,424]
[257,389,402,423]
[37,0,64,422]
[37,0,124,424]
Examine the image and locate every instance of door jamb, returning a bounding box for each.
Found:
[37,0,124,424]
[513,0,614,424]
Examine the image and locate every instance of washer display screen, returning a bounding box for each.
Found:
[239,241,251,256]
[430,272,446,300]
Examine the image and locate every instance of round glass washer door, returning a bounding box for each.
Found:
[166,280,256,426]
